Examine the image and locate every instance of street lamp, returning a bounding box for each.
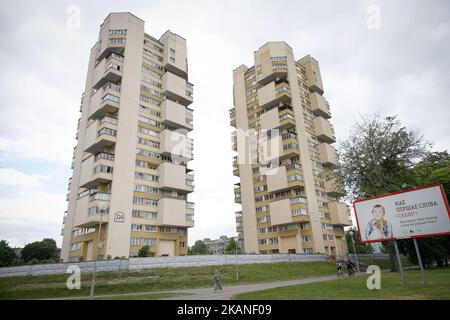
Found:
[235,236,239,281]
[348,229,361,274]
[89,206,106,300]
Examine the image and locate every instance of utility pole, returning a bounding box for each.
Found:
[89,207,105,300]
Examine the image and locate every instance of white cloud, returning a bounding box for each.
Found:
[0,191,65,247]
[0,168,45,189]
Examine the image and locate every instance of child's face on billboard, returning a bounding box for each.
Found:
[372,207,384,218]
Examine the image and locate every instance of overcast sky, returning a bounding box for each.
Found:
[0,0,449,248]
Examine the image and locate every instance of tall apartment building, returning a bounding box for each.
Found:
[61,13,195,262]
[230,42,352,256]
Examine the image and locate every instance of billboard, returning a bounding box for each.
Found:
[353,184,450,243]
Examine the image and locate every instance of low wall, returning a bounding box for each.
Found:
[0,253,326,278]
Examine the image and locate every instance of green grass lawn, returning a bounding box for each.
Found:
[0,261,337,300]
[233,268,450,300]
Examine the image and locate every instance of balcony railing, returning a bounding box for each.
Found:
[89,192,111,202]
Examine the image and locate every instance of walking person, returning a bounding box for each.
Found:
[336,261,343,278]
[346,259,355,277]
[213,269,223,291]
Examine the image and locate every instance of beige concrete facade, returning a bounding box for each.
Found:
[230,42,351,256]
[61,13,194,262]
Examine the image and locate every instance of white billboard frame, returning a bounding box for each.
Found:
[353,184,450,243]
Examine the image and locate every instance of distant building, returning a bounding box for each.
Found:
[203,236,243,254]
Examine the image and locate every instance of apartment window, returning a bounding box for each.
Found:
[303,248,313,254]
[142,238,156,246]
[159,226,177,233]
[292,208,308,217]
[134,184,159,194]
[133,197,158,206]
[94,165,113,174]
[138,115,160,127]
[299,223,310,230]
[98,127,117,137]
[142,58,164,71]
[134,172,158,182]
[290,197,307,205]
[130,238,140,246]
[139,105,161,117]
[138,126,160,137]
[102,94,120,103]
[109,29,127,35]
[137,136,160,148]
[70,242,82,251]
[271,56,287,61]
[132,210,158,219]
[88,206,110,216]
[136,148,160,159]
[179,242,185,248]
[302,236,310,243]
[317,200,328,208]
[109,38,126,44]
[170,57,176,63]
[287,174,303,182]
[170,48,176,55]
[273,64,288,70]
[140,95,161,106]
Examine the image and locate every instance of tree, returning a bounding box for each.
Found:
[345,229,373,254]
[397,151,450,267]
[0,240,16,267]
[21,238,60,264]
[188,240,207,255]
[224,238,241,254]
[333,114,430,271]
[138,245,150,257]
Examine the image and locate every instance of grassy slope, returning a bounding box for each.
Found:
[0,261,336,300]
[234,268,450,300]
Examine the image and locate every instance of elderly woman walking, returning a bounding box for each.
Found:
[213,269,223,291]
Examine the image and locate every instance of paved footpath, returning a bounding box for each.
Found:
[51,272,363,300]
[163,273,361,300]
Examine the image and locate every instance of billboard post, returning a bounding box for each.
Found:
[393,240,405,282]
[413,238,427,285]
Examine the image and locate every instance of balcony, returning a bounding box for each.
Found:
[160,31,188,79]
[318,143,338,166]
[79,154,114,189]
[298,55,324,95]
[158,198,194,228]
[93,53,123,90]
[162,72,193,106]
[257,81,291,109]
[310,92,331,119]
[260,106,295,130]
[161,100,193,131]
[234,184,241,204]
[266,163,304,192]
[96,36,126,61]
[73,192,111,228]
[89,83,121,120]
[260,134,300,163]
[160,129,193,160]
[84,118,117,154]
[269,198,309,226]
[328,202,352,226]
[324,179,346,197]
[159,162,194,193]
[313,116,336,143]
[229,108,236,128]
[232,155,239,176]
